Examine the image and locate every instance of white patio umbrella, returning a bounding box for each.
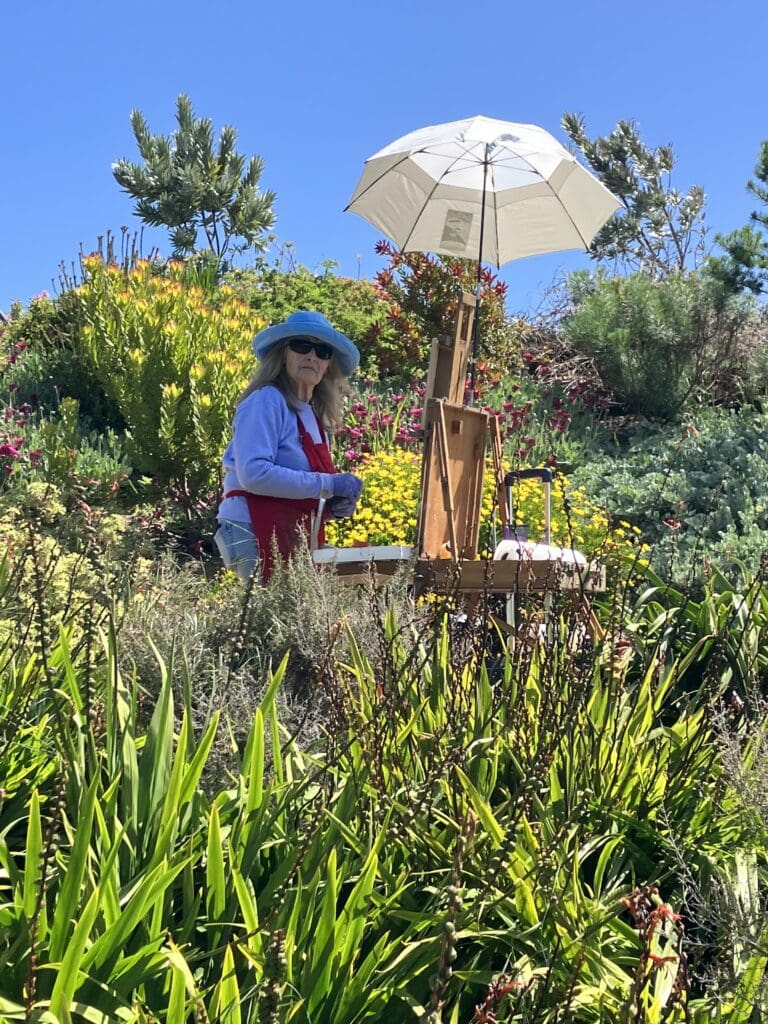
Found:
[346,115,621,397]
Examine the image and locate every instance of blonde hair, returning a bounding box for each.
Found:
[238,340,347,432]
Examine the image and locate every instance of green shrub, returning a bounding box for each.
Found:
[226,260,395,379]
[562,270,768,418]
[0,291,122,430]
[571,406,768,581]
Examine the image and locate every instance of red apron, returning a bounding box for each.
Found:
[225,410,335,583]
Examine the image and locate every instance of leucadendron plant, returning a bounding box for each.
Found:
[66,256,262,496]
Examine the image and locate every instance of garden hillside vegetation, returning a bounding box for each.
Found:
[4,114,768,1021]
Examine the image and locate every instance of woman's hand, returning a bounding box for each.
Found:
[328,473,363,518]
[327,497,357,518]
[331,473,363,501]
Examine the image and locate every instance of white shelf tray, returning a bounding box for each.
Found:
[312,546,413,565]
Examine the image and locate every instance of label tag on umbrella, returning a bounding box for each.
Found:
[440,210,473,253]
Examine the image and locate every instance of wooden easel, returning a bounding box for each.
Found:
[323,292,604,622]
[413,294,605,607]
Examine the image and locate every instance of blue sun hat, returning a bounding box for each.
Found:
[252,310,360,376]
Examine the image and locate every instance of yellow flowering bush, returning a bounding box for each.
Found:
[70,257,263,492]
[325,450,421,547]
[325,447,646,567]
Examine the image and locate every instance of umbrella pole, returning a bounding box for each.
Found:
[468,145,490,407]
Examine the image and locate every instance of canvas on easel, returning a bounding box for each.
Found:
[417,400,488,561]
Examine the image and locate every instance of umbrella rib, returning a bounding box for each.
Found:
[345,139,486,212]
[541,162,596,248]
[399,143,486,253]
[489,159,500,268]
[343,152,419,209]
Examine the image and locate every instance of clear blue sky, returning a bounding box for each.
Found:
[2,0,766,317]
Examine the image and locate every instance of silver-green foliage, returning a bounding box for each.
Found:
[561,113,706,278]
[112,94,276,262]
[571,405,768,582]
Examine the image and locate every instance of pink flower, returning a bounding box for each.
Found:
[0,444,20,459]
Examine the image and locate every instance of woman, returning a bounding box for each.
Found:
[215,310,363,582]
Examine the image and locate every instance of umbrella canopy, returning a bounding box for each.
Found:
[346,115,621,267]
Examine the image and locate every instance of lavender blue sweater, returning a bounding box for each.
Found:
[218,386,336,524]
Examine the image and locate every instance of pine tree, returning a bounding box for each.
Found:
[708,141,768,296]
[112,94,276,263]
[561,113,706,278]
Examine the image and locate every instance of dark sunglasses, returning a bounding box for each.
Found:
[287,338,334,360]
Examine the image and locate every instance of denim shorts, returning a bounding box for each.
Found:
[214,519,260,582]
